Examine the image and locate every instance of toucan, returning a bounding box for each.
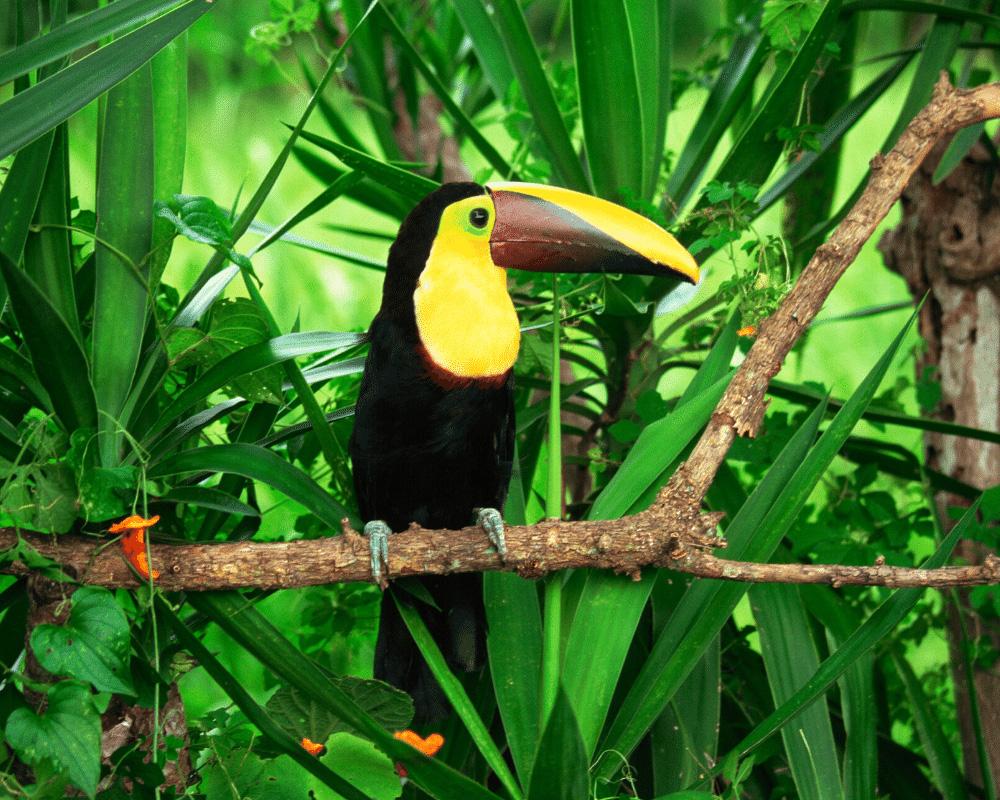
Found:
[349,181,698,722]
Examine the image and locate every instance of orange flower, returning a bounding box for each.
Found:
[393,729,444,757]
[300,737,327,757]
[111,515,160,581]
[393,730,445,778]
[737,324,757,338]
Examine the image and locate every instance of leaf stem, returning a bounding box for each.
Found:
[541,276,563,724]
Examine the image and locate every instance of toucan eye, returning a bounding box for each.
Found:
[468,207,489,229]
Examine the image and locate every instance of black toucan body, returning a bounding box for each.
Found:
[349,181,698,722]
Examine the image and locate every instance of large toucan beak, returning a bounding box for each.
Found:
[486,182,699,284]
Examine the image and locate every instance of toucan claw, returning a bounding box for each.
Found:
[475,508,507,561]
[364,520,391,588]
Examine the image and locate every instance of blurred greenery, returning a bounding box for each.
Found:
[0,0,997,798]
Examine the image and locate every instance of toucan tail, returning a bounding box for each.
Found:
[375,574,486,725]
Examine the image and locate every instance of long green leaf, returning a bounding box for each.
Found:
[752,583,843,800]
[625,0,671,199]
[149,32,187,288]
[485,571,541,788]
[148,331,363,440]
[706,0,843,199]
[595,395,826,779]
[666,29,764,216]
[891,650,967,799]
[599,309,919,774]
[525,687,588,800]
[92,62,155,466]
[0,254,97,432]
[768,378,1000,444]
[22,124,79,338]
[572,0,644,199]
[720,501,978,766]
[757,52,911,214]
[147,443,351,529]
[177,2,379,313]
[158,597,374,800]
[488,0,589,190]
[296,129,439,204]
[0,0,213,161]
[394,594,523,800]
[188,592,505,800]
[842,0,1000,28]
[0,0,186,87]
[798,584,876,800]
[0,132,54,268]
[450,0,516,102]
[379,5,516,179]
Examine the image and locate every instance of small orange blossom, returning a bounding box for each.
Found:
[110,515,160,581]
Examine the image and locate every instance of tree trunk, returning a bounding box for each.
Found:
[879,138,1000,791]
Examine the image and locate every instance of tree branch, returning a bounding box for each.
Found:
[2,510,997,590]
[2,77,999,593]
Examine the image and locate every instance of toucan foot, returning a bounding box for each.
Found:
[475,507,507,560]
[364,520,391,588]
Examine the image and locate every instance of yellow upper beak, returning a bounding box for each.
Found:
[485,182,699,284]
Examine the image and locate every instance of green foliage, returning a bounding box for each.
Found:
[30,587,134,695]
[0,0,996,798]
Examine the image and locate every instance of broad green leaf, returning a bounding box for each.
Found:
[0,341,50,411]
[30,587,134,695]
[92,62,154,466]
[149,32,188,288]
[5,682,101,799]
[0,130,54,271]
[296,129,439,204]
[627,0,673,198]
[892,650,967,798]
[379,5,516,179]
[722,501,978,765]
[23,124,79,337]
[0,254,98,432]
[752,584,843,800]
[572,0,644,199]
[158,598,374,800]
[0,0,214,161]
[0,0,187,86]
[526,687,588,800]
[147,443,352,529]
[78,465,139,521]
[266,676,414,742]
[394,593,523,800]
[168,298,285,404]
[489,0,589,190]
[186,592,505,800]
[485,571,541,787]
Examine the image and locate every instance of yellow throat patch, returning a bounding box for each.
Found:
[413,195,521,380]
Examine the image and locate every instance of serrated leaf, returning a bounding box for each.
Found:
[266,675,413,742]
[5,682,101,798]
[31,587,134,695]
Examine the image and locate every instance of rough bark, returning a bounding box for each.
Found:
[879,137,1000,791]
